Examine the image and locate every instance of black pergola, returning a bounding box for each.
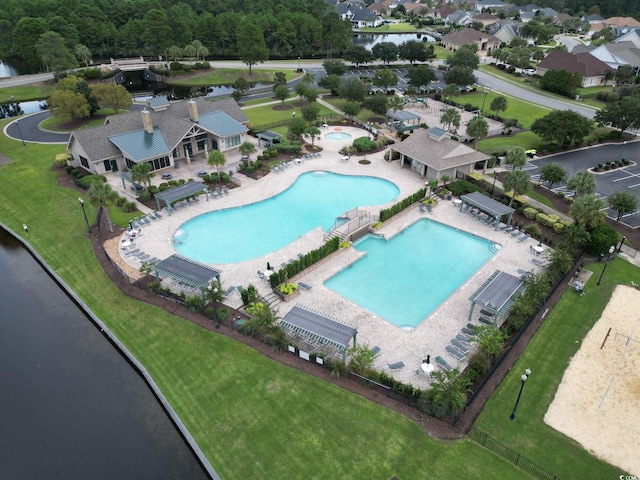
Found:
[154,182,209,214]
[280,305,357,362]
[153,254,221,298]
[468,270,525,322]
[459,191,515,230]
[256,131,282,147]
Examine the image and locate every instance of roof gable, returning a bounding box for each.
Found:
[538,50,611,77]
[108,127,170,162]
[198,110,248,137]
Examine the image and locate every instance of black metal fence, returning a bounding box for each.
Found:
[467,426,559,480]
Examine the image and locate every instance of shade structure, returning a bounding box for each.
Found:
[460,191,515,230]
[468,270,525,322]
[154,182,209,213]
[280,305,357,361]
[153,254,221,289]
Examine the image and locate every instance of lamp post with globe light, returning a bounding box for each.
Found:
[597,245,615,286]
[78,198,91,234]
[509,368,531,420]
[207,282,220,328]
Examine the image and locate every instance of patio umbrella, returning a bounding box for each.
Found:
[267,262,272,271]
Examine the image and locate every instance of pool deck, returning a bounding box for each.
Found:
[115,125,548,387]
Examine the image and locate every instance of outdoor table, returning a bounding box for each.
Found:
[422,363,435,374]
[120,240,132,249]
[533,245,544,256]
[452,198,462,206]
[197,171,207,177]
[264,270,274,278]
[162,172,172,180]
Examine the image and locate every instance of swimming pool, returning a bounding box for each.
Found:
[326,132,352,141]
[175,172,399,264]
[324,219,496,329]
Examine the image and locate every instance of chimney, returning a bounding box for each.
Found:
[188,99,199,123]
[141,109,153,134]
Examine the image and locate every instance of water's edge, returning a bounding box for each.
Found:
[0,221,220,480]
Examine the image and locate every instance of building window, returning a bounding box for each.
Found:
[197,139,207,151]
[225,135,241,148]
[79,155,89,169]
[103,160,112,171]
[172,147,179,158]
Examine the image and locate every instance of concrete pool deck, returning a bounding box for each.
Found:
[114,125,548,386]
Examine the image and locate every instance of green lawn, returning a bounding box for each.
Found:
[168,68,299,87]
[0,84,54,103]
[39,108,120,131]
[479,131,543,153]
[0,117,530,479]
[475,259,638,479]
[243,99,336,127]
[358,23,417,33]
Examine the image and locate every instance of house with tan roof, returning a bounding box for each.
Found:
[603,17,640,29]
[441,28,502,52]
[391,128,491,180]
[537,50,612,87]
[67,97,249,176]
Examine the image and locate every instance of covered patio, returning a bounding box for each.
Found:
[386,110,421,133]
[154,182,210,214]
[467,270,525,323]
[280,305,357,362]
[153,254,222,299]
[459,191,515,230]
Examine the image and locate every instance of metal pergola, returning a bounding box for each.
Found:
[153,254,221,298]
[256,131,282,147]
[280,305,357,362]
[154,182,209,214]
[468,270,525,322]
[460,191,515,230]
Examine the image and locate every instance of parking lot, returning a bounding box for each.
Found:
[528,141,640,228]
[342,67,447,94]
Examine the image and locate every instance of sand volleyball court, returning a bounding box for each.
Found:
[545,285,640,475]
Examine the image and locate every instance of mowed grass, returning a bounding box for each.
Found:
[243,99,336,126]
[168,68,298,87]
[476,259,638,479]
[0,84,54,103]
[0,117,530,479]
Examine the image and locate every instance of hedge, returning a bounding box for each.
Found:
[535,212,560,227]
[523,207,539,220]
[379,188,427,222]
[268,237,341,287]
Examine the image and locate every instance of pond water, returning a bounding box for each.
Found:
[352,32,435,49]
[0,229,210,480]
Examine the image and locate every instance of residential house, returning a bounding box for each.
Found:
[441,28,502,52]
[603,17,640,29]
[536,50,612,87]
[490,22,519,44]
[432,5,458,21]
[335,3,383,28]
[446,10,474,27]
[391,127,491,180]
[67,96,249,176]
[474,0,509,13]
[472,12,500,31]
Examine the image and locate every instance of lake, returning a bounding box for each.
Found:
[0,228,211,480]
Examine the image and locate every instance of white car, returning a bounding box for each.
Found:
[522,68,536,76]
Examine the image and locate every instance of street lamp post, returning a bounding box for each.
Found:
[78,198,91,234]
[481,88,489,114]
[619,140,627,162]
[490,171,498,198]
[11,95,26,146]
[208,283,219,328]
[509,368,531,420]
[597,245,616,286]
[297,56,301,72]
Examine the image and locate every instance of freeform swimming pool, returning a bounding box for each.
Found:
[325,132,352,141]
[175,172,399,264]
[324,219,496,329]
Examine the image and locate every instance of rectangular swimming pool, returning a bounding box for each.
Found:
[324,219,496,329]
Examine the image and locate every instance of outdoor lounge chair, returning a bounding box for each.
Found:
[517,234,531,243]
[418,204,426,213]
[461,327,475,336]
[298,282,313,291]
[456,333,472,344]
[478,316,493,326]
[479,309,494,317]
[446,345,465,361]
[371,346,381,355]
[451,338,469,354]
[498,223,510,231]
[124,248,140,257]
[387,361,405,371]
[223,286,235,298]
[436,356,453,371]
[222,186,229,195]
[426,204,432,213]
[141,216,151,224]
[510,228,522,237]
[531,258,550,267]
[503,225,515,233]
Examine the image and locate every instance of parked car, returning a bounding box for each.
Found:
[522,68,536,76]
[496,64,506,70]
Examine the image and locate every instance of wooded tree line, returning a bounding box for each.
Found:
[511,0,640,19]
[0,0,352,70]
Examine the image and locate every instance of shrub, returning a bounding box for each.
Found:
[523,207,538,220]
[115,196,127,207]
[278,283,298,295]
[535,212,560,227]
[170,61,182,71]
[65,165,74,173]
[55,153,71,167]
[447,180,481,197]
[523,223,541,238]
[70,168,81,177]
[585,223,620,255]
[352,136,377,152]
[123,201,137,212]
[553,221,567,233]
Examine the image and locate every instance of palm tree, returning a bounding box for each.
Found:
[238,141,256,166]
[131,162,154,190]
[441,107,460,132]
[490,96,507,118]
[567,171,596,198]
[539,162,568,189]
[505,146,527,170]
[443,83,459,105]
[466,116,489,150]
[503,169,530,207]
[305,126,321,146]
[301,72,315,85]
[208,150,226,182]
[570,194,606,229]
[88,182,118,232]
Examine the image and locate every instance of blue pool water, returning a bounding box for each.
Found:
[325,132,352,141]
[175,172,399,264]
[324,219,496,329]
